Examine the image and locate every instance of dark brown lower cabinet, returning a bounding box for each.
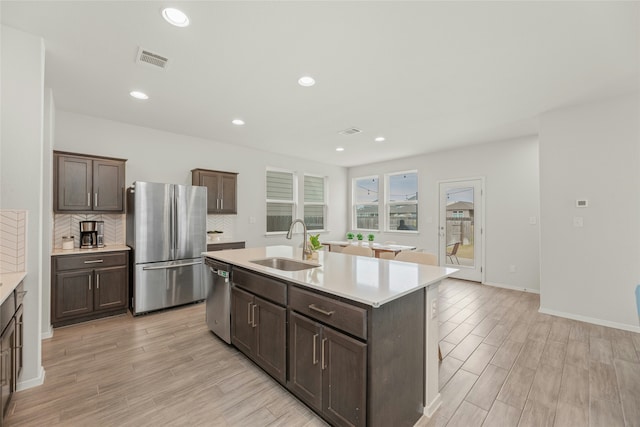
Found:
[231,287,286,384]
[52,251,129,327]
[289,311,366,427]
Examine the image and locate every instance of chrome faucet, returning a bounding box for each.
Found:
[287,219,312,260]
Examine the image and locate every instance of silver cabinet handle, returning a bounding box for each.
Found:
[312,334,318,365]
[89,275,92,291]
[247,302,252,325]
[321,338,327,370]
[84,259,104,264]
[96,273,100,289]
[309,304,335,317]
[252,304,257,328]
[221,199,223,210]
[87,192,91,207]
[94,193,98,207]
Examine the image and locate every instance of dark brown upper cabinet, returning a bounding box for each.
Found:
[191,168,238,214]
[54,151,126,213]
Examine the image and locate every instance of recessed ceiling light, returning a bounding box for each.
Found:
[162,8,190,27]
[298,76,316,87]
[374,136,385,142]
[232,119,245,126]
[336,147,344,152]
[129,91,149,100]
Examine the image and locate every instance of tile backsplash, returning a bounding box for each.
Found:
[0,210,26,273]
[53,214,125,248]
[206,215,234,237]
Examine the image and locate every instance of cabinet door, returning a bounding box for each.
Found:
[0,319,15,417]
[198,172,221,213]
[55,270,94,320]
[94,265,127,311]
[93,159,125,211]
[289,311,322,411]
[219,173,237,214]
[254,296,286,384]
[230,287,254,357]
[322,327,367,427]
[56,155,92,211]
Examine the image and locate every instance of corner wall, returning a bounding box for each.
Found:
[1,25,46,388]
[539,93,640,331]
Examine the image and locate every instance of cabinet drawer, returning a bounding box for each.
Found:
[233,268,286,306]
[207,242,245,251]
[55,252,127,271]
[289,287,367,340]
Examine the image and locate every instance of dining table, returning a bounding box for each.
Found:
[321,240,416,258]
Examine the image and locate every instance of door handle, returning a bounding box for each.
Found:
[312,334,318,365]
[94,193,98,207]
[84,259,104,264]
[308,304,334,316]
[89,275,92,291]
[220,199,223,210]
[247,302,252,325]
[96,273,100,289]
[87,192,91,207]
[321,338,327,370]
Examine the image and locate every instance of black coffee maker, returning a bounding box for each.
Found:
[79,221,97,249]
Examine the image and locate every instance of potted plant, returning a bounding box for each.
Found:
[356,233,364,245]
[346,232,355,242]
[367,234,375,247]
[309,234,322,260]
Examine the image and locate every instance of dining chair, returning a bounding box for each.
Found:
[395,251,438,266]
[342,245,373,257]
[446,242,460,264]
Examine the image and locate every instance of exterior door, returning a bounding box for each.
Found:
[438,178,484,282]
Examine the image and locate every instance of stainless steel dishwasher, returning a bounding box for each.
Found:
[204,258,232,343]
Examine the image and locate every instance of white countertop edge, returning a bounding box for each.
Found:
[203,246,457,308]
[0,271,26,304]
[51,245,131,256]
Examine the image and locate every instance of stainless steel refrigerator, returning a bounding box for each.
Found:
[126,181,207,315]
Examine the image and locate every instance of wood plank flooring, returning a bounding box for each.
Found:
[6,279,640,426]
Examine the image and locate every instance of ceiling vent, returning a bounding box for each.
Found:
[338,127,362,136]
[136,47,169,69]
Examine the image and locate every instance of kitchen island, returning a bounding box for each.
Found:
[203,246,456,426]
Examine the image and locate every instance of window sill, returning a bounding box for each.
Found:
[385,230,420,234]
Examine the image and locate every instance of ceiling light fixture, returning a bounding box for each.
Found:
[336,147,344,152]
[298,76,316,87]
[231,119,245,126]
[129,91,149,100]
[162,8,190,27]
[375,137,385,142]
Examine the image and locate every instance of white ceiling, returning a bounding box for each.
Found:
[2,1,638,167]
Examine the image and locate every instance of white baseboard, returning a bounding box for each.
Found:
[41,325,53,340]
[483,281,540,294]
[424,393,442,418]
[17,366,45,391]
[538,307,640,333]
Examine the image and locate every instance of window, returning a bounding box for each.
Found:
[304,175,326,231]
[387,171,418,231]
[353,176,379,230]
[266,169,295,232]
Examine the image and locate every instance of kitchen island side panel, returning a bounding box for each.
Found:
[368,288,425,427]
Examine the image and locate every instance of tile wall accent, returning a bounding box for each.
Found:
[206,215,234,238]
[53,214,125,248]
[0,210,26,273]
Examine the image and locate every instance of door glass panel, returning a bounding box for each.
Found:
[445,187,474,267]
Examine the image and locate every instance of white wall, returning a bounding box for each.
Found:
[54,111,348,248]
[41,88,54,339]
[539,93,640,331]
[348,136,541,291]
[0,25,45,388]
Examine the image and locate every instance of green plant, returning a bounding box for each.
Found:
[367,234,375,242]
[309,234,323,251]
[356,233,364,241]
[346,232,355,240]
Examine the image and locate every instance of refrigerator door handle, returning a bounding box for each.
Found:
[142,261,203,270]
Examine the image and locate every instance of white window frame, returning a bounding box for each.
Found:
[265,167,297,235]
[385,170,419,233]
[303,174,328,232]
[352,175,380,232]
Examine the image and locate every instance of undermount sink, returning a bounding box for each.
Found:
[250,257,319,271]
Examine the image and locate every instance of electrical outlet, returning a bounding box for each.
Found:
[573,216,583,227]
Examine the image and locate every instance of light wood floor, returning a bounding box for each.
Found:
[6,279,640,426]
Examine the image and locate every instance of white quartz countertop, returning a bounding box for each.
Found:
[0,271,26,304]
[51,245,131,256]
[203,245,457,307]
